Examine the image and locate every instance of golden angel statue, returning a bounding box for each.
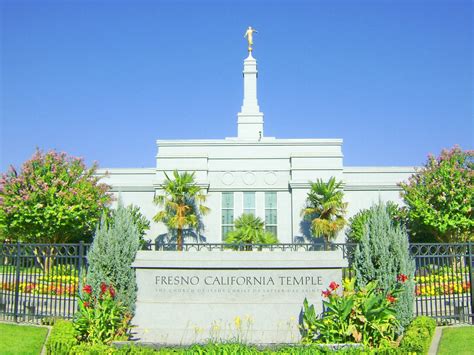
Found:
[244,26,258,52]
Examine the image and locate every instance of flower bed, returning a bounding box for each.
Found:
[414,273,470,297]
[415,281,470,296]
[0,275,79,296]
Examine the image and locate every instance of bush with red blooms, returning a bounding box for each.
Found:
[74,283,131,344]
[301,275,409,349]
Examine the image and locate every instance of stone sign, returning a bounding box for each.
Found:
[132,250,347,345]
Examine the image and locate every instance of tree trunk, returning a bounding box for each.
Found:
[324,236,330,251]
[33,246,57,273]
[177,228,183,251]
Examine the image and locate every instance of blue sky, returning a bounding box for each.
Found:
[1,0,472,171]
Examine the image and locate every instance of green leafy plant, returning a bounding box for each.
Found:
[153,170,209,251]
[74,283,131,345]
[353,202,415,331]
[50,264,78,277]
[301,277,407,349]
[87,201,140,313]
[0,149,111,244]
[399,146,473,242]
[225,213,278,246]
[302,177,347,244]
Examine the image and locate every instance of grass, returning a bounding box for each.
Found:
[0,322,49,355]
[437,326,474,355]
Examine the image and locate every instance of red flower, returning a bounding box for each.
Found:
[386,295,396,303]
[83,301,90,308]
[322,289,331,298]
[329,281,340,291]
[397,274,408,283]
[109,286,116,298]
[100,282,107,294]
[83,285,92,294]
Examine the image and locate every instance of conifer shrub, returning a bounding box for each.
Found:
[346,201,403,243]
[353,202,415,330]
[86,202,140,314]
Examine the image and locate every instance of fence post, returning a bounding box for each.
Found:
[13,242,21,322]
[78,241,84,297]
[468,241,474,325]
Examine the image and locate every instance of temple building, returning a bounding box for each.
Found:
[97,47,414,243]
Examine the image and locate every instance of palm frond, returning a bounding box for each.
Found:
[304,176,347,240]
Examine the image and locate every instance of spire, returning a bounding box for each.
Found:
[237,52,264,140]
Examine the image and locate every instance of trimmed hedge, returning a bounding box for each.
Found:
[46,319,78,355]
[400,316,437,354]
[70,343,116,354]
[44,318,437,354]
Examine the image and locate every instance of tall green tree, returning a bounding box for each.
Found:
[86,201,140,314]
[399,146,473,242]
[0,149,111,243]
[225,213,278,245]
[153,170,209,250]
[302,177,347,244]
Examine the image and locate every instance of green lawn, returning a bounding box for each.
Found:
[0,323,49,355]
[438,326,474,355]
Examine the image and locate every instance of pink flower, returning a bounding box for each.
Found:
[329,281,340,291]
[83,285,92,294]
[322,289,331,298]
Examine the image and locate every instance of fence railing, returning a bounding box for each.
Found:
[1,241,472,325]
[0,242,89,323]
[409,243,474,324]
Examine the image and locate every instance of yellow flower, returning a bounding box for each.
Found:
[194,326,204,334]
[234,316,241,329]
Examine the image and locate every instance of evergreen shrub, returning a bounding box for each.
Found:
[353,202,415,330]
[86,201,140,313]
[346,201,403,243]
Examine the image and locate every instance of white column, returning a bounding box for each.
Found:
[237,53,264,140]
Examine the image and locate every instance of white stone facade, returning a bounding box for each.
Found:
[96,54,415,243]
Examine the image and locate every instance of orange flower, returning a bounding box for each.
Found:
[386,294,396,303]
[397,274,408,283]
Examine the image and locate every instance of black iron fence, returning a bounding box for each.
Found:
[1,241,473,325]
[409,243,474,324]
[0,242,89,323]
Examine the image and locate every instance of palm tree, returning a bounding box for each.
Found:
[302,177,347,246]
[153,170,209,251]
[225,213,278,247]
